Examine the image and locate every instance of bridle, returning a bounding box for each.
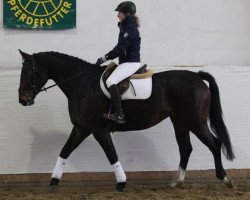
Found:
[30,56,39,99]
[18,56,39,105]
[28,55,95,101]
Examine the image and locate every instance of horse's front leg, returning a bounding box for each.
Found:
[50,126,91,188]
[93,129,126,192]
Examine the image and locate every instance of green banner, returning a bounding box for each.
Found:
[3,0,76,30]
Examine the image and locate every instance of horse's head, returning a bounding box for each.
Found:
[18,50,49,106]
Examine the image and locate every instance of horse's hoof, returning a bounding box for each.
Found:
[50,185,59,192]
[170,180,184,188]
[49,178,59,192]
[222,177,234,188]
[50,178,59,186]
[116,182,126,192]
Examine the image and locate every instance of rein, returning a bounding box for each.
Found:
[39,70,92,93]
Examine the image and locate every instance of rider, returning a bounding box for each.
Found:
[95,1,141,124]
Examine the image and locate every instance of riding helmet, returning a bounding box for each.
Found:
[115,1,136,15]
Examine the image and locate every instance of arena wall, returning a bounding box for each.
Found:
[0,1,249,178]
[0,0,250,67]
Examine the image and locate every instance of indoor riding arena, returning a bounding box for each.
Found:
[0,0,250,200]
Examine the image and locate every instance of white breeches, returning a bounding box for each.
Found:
[106,62,141,88]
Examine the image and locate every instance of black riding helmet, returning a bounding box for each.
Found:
[115,1,136,15]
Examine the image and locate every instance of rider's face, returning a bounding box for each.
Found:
[117,12,126,21]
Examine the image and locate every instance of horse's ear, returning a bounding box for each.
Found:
[19,49,31,61]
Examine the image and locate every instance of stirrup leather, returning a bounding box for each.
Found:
[103,113,125,124]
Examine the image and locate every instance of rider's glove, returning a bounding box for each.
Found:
[95,56,107,66]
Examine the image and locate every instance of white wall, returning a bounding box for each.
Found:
[0,0,250,67]
[0,0,250,174]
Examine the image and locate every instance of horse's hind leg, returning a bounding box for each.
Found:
[192,124,233,188]
[93,129,126,192]
[50,126,91,188]
[170,117,192,187]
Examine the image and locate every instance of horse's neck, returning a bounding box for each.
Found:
[47,59,95,99]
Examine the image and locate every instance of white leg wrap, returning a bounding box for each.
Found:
[51,157,66,179]
[176,166,186,182]
[112,161,127,183]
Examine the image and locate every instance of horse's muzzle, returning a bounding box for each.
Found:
[19,95,35,106]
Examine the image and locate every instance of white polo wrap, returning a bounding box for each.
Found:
[51,157,66,179]
[112,161,127,183]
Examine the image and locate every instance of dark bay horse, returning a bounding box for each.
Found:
[18,50,235,191]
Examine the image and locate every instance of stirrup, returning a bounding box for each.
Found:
[103,113,125,124]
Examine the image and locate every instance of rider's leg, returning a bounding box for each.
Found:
[108,84,125,123]
[106,62,141,123]
[106,62,141,87]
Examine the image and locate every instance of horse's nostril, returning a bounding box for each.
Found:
[19,98,28,106]
[27,99,35,106]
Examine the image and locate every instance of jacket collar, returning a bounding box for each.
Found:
[118,16,136,28]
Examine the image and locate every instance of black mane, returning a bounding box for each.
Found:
[36,51,94,67]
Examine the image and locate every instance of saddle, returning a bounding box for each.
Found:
[102,62,153,95]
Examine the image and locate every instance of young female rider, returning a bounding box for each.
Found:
[95,1,141,124]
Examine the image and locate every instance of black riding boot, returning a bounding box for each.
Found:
[106,84,125,124]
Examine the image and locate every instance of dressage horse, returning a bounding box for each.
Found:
[18,50,235,191]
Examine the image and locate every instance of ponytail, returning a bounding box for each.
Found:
[133,15,140,28]
[125,14,140,28]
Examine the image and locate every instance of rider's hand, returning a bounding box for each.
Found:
[95,56,107,66]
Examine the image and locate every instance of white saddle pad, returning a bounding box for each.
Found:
[100,73,153,100]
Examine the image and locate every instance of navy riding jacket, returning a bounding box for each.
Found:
[105,16,141,64]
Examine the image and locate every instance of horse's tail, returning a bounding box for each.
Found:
[198,71,235,161]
